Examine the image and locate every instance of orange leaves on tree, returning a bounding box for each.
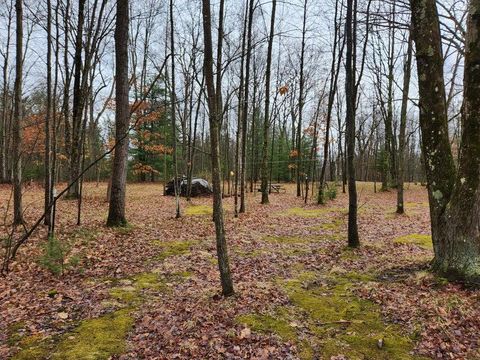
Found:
[132,163,160,175]
[278,85,289,96]
[289,149,299,158]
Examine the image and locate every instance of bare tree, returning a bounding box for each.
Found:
[201,0,234,296]
[260,0,276,205]
[12,0,23,225]
[345,0,359,247]
[107,0,129,227]
[396,31,413,214]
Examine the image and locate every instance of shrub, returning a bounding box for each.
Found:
[39,237,79,275]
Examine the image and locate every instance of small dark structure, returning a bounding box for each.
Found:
[165,177,213,197]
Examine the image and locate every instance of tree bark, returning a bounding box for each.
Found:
[44,0,53,228]
[410,0,480,281]
[201,0,234,296]
[13,0,23,225]
[396,32,412,214]
[169,0,181,218]
[296,0,308,198]
[240,0,254,213]
[345,0,359,247]
[67,0,86,199]
[107,0,130,227]
[260,0,276,205]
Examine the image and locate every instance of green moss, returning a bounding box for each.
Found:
[12,335,52,360]
[51,308,134,360]
[12,269,191,360]
[134,273,163,290]
[278,207,344,218]
[185,205,212,216]
[394,234,432,249]
[309,218,344,232]
[7,321,27,346]
[280,272,421,359]
[109,287,139,305]
[236,312,297,342]
[153,240,194,260]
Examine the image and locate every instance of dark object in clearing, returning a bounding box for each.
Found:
[257,184,286,193]
[165,177,213,197]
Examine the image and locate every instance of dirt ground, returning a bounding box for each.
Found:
[0,182,479,359]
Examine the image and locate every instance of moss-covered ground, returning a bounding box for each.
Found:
[237,270,428,359]
[394,234,432,250]
[11,242,192,360]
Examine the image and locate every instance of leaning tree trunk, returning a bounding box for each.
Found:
[107,0,129,227]
[410,0,480,282]
[13,0,23,225]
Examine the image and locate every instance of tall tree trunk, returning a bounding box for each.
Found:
[345,0,359,247]
[396,32,413,214]
[240,0,254,213]
[63,0,71,179]
[107,0,130,227]
[0,2,12,184]
[67,0,86,199]
[201,0,234,296]
[234,3,248,217]
[410,0,480,281]
[319,0,343,204]
[13,0,23,225]
[385,3,397,187]
[44,0,53,228]
[260,0,276,205]
[296,0,307,198]
[170,0,181,218]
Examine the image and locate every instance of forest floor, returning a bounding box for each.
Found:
[1,182,479,360]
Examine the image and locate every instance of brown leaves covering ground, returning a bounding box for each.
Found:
[0,182,479,359]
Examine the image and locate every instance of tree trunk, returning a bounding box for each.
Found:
[169,0,181,218]
[318,0,343,204]
[410,0,480,281]
[13,0,23,225]
[345,0,359,247]
[44,0,53,228]
[260,0,276,205]
[396,32,412,214]
[67,0,86,199]
[0,3,12,184]
[107,0,130,227]
[240,0,254,213]
[201,0,234,296]
[296,0,307,198]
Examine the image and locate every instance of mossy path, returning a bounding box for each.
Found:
[10,241,193,360]
[6,183,475,359]
[235,203,431,359]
